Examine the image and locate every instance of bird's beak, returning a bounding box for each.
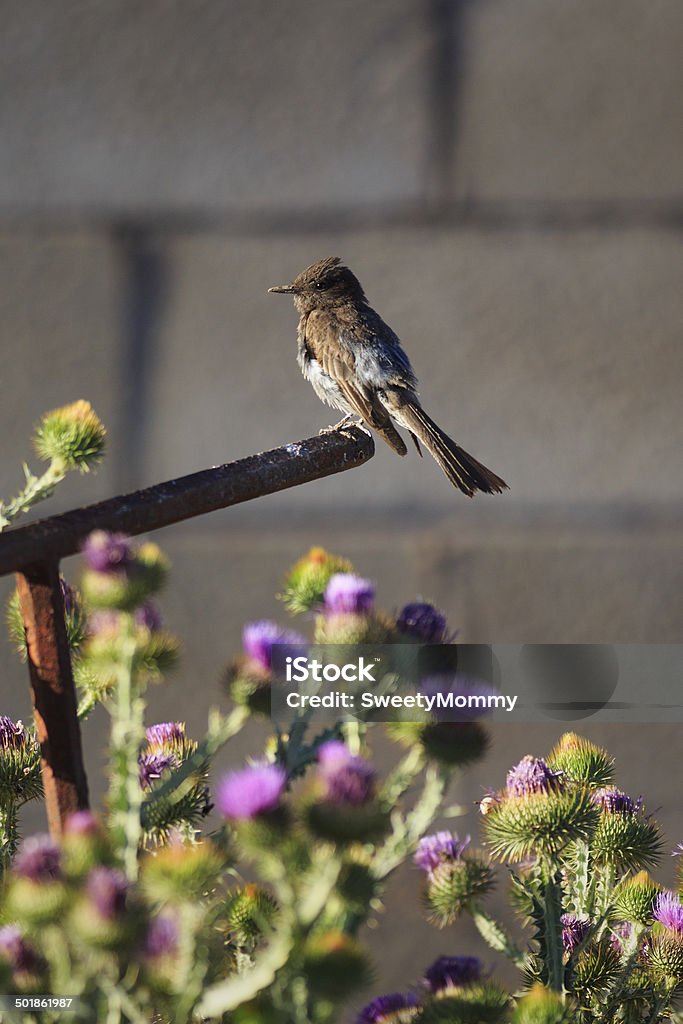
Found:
[268,284,295,294]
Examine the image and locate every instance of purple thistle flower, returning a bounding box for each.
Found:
[561,914,591,954]
[0,925,43,974]
[138,752,178,790]
[64,810,100,836]
[591,786,637,815]
[0,715,28,751]
[356,992,420,1023]
[145,911,179,959]
[324,573,375,615]
[423,955,482,992]
[134,601,163,632]
[14,834,61,881]
[414,830,471,874]
[82,530,134,574]
[397,602,449,643]
[506,756,563,797]
[145,721,186,750]
[317,741,376,805]
[673,843,683,857]
[654,891,683,934]
[242,621,307,673]
[217,762,287,821]
[87,867,129,920]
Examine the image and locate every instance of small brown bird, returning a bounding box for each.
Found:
[269,257,507,497]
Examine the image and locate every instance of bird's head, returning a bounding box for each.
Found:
[268,257,366,312]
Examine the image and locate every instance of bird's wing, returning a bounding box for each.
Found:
[305,311,407,456]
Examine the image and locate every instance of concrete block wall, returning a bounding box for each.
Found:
[1,0,681,999]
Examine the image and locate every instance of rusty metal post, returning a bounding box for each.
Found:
[15,561,89,835]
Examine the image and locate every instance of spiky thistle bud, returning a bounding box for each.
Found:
[355,992,421,1023]
[511,985,574,1024]
[483,763,600,863]
[423,854,496,927]
[590,792,663,872]
[61,811,114,878]
[419,956,509,1024]
[6,835,69,924]
[225,884,278,948]
[0,716,42,806]
[33,399,106,473]
[280,547,354,613]
[612,871,662,925]
[305,743,389,844]
[81,533,168,611]
[569,939,622,994]
[141,841,224,904]
[646,897,683,982]
[547,733,615,788]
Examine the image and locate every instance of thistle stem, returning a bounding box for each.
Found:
[0,459,66,531]
[543,868,565,993]
[108,618,144,879]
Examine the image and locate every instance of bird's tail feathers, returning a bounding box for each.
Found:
[396,401,508,497]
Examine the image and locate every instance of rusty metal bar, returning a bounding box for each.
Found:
[15,562,89,834]
[0,427,374,576]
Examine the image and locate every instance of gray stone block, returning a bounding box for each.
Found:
[0,230,122,512]
[454,0,683,199]
[0,1,427,211]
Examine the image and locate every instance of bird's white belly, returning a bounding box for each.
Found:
[299,353,355,415]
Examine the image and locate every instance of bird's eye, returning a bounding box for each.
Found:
[315,281,325,290]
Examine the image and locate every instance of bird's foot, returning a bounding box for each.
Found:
[319,414,355,435]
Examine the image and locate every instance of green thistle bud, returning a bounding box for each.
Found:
[61,812,115,879]
[225,884,278,947]
[419,722,489,767]
[5,877,70,926]
[141,842,224,903]
[280,547,354,614]
[511,985,574,1024]
[314,612,394,645]
[33,399,106,473]
[424,854,496,927]
[483,787,600,863]
[646,931,683,981]
[613,872,662,925]
[547,733,615,788]
[421,983,510,1024]
[591,806,663,872]
[302,931,373,1000]
[305,800,391,845]
[570,939,621,994]
[81,540,169,612]
[336,853,378,914]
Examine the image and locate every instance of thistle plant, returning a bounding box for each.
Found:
[0,400,106,530]
[2,544,492,1022]
[4,536,680,1023]
[383,732,681,1023]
